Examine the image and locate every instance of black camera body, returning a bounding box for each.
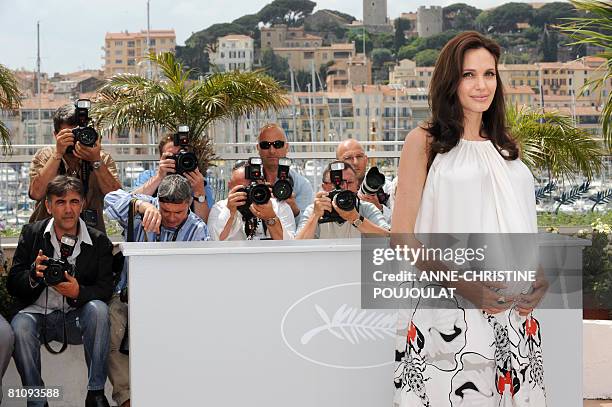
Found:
[360,166,389,205]
[41,258,73,286]
[272,158,293,201]
[170,125,198,175]
[238,158,271,219]
[40,234,77,286]
[70,99,98,152]
[319,162,358,224]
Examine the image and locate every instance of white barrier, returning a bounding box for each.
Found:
[584,320,612,399]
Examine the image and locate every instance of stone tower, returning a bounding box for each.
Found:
[363,0,388,27]
[417,6,443,38]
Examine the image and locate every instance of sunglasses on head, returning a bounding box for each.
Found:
[259,140,285,149]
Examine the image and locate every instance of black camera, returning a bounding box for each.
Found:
[360,166,390,205]
[69,99,98,152]
[170,125,199,175]
[319,162,358,224]
[272,158,293,201]
[238,158,271,217]
[41,234,77,286]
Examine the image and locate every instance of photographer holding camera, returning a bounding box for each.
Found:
[8,176,114,407]
[133,128,214,222]
[208,160,295,241]
[336,139,395,223]
[104,174,210,407]
[296,161,389,239]
[256,124,313,223]
[29,101,122,234]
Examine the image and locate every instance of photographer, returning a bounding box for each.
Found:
[29,102,122,234]
[133,132,214,222]
[336,139,394,223]
[104,175,210,407]
[296,161,389,239]
[0,316,14,405]
[8,176,114,407]
[208,160,295,241]
[257,124,313,223]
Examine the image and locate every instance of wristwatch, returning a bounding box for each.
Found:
[265,216,278,226]
[194,194,206,203]
[91,160,102,170]
[351,215,364,228]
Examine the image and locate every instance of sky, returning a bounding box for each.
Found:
[0,0,560,74]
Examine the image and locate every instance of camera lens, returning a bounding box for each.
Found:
[250,184,271,205]
[74,127,98,147]
[272,179,293,201]
[176,151,198,174]
[361,167,386,195]
[334,190,356,211]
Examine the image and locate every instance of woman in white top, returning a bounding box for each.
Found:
[392,32,547,406]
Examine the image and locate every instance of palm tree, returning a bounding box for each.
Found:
[0,63,22,152]
[93,52,288,170]
[507,103,604,181]
[558,0,612,151]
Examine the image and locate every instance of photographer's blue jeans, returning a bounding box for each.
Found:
[0,315,15,405]
[11,300,110,407]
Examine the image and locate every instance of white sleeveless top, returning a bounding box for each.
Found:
[415,139,538,234]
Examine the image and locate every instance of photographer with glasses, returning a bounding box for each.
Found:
[29,102,121,234]
[296,161,389,239]
[9,176,114,407]
[256,124,313,223]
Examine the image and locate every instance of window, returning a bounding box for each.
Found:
[221,52,224,58]
[304,51,314,59]
[127,59,135,66]
[128,50,135,57]
[127,41,135,47]
[115,50,122,56]
[115,41,123,46]
[266,32,271,37]
[149,39,156,46]
[115,59,123,64]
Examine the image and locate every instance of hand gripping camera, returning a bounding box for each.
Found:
[41,234,77,286]
[360,166,390,205]
[272,158,293,201]
[238,158,272,220]
[170,125,199,175]
[68,99,98,153]
[319,161,358,224]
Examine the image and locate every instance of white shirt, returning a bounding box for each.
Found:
[21,218,92,315]
[208,198,296,241]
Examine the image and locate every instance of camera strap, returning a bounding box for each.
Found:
[41,289,69,355]
[81,161,91,196]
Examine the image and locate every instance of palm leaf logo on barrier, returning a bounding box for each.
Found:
[301,304,397,345]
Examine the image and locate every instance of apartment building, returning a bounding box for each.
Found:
[103,30,176,77]
[325,54,372,90]
[273,43,356,73]
[388,59,434,88]
[209,35,254,72]
[260,25,322,49]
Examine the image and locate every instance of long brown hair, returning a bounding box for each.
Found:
[425,31,518,168]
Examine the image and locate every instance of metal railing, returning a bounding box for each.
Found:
[0,141,610,228]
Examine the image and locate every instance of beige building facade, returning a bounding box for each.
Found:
[103,30,176,77]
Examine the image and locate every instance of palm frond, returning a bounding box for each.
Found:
[91,52,288,170]
[0,63,22,153]
[556,0,612,150]
[508,104,603,181]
